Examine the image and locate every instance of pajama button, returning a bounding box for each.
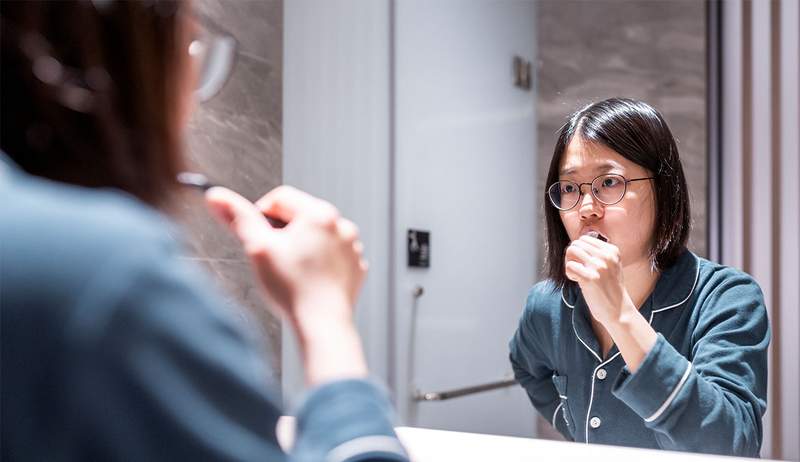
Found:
[596,368,607,380]
[590,417,602,429]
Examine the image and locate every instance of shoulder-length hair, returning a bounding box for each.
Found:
[1,0,188,208]
[544,97,691,288]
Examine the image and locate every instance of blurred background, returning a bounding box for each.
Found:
[175,1,798,460]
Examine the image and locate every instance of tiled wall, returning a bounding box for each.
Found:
[176,0,284,376]
[535,0,707,279]
[534,0,706,439]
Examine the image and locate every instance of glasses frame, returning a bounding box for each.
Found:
[188,11,239,103]
[547,174,656,211]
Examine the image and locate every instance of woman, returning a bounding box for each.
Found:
[509,98,769,456]
[1,1,407,461]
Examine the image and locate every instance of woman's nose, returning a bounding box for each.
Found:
[579,188,604,219]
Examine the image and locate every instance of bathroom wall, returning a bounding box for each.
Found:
[534,0,707,439]
[535,0,708,275]
[176,0,284,376]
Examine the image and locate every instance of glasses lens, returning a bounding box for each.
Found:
[190,28,237,102]
[548,181,579,210]
[592,174,626,204]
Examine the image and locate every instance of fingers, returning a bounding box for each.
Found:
[205,186,272,253]
[337,218,359,243]
[255,185,339,226]
[565,241,597,266]
[572,237,620,263]
[565,237,621,284]
[338,219,367,277]
[565,259,597,282]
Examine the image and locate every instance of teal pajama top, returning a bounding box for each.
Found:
[509,249,769,457]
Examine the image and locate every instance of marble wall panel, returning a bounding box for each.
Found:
[176,0,283,376]
[535,0,707,282]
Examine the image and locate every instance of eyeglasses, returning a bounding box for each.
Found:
[547,174,655,211]
[188,12,238,103]
[1,3,239,109]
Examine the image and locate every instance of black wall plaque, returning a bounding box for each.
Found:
[407,229,430,268]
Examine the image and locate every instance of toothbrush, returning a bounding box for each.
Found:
[587,231,608,243]
[177,172,288,229]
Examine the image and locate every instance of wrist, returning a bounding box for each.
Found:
[290,286,352,331]
[300,322,369,386]
[287,289,369,386]
[603,297,642,334]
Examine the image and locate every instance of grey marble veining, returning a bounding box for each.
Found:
[193,258,283,370]
[177,0,283,375]
[536,0,707,278]
[534,0,706,440]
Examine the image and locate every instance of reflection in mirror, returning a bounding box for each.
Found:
[285,0,799,460]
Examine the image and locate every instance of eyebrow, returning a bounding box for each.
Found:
[559,162,623,176]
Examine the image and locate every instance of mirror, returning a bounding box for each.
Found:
[188,0,799,460]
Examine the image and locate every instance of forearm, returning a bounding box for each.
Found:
[604,303,658,373]
[292,290,368,387]
[612,335,764,456]
[299,322,368,387]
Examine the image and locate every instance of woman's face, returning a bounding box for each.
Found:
[558,136,656,268]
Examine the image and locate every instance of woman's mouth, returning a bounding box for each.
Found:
[586,231,608,242]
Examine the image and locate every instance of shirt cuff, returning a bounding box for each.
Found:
[612,334,692,424]
[294,378,408,462]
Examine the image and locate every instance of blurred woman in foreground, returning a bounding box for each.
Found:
[0,1,407,460]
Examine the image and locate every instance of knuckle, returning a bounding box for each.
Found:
[349,221,360,238]
[274,184,297,198]
[321,204,340,223]
[246,242,270,260]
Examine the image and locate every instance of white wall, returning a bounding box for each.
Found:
[283,0,392,403]
[284,4,538,439]
[391,0,538,436]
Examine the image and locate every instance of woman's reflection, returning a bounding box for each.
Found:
[509,98,768,457]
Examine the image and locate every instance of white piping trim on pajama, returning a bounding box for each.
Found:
[552,402,564,428]
[564,290,601,361]
[326,435,407,462]
[572,320,602,363]
[651,263,699,313]
[644,361,693,423]
[561,290,575,309]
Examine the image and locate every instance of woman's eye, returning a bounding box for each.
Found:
[602,177,620,187]
[563,184,576,193]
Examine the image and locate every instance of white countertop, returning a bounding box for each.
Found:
[277,417,774,462]
[395,426,770,462]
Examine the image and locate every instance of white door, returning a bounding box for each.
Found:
[393,0,538,437]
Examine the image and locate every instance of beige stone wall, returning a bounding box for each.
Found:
[178,0,284,377]
[535,0,707,280]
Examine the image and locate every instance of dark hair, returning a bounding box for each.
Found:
[0,0,188,208]
[544,97,690,288]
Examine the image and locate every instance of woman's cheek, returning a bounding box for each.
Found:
[560,212,581,240]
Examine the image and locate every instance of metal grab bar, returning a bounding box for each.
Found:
[413,376,517,402]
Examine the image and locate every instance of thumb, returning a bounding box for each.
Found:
[205,186,273,250]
